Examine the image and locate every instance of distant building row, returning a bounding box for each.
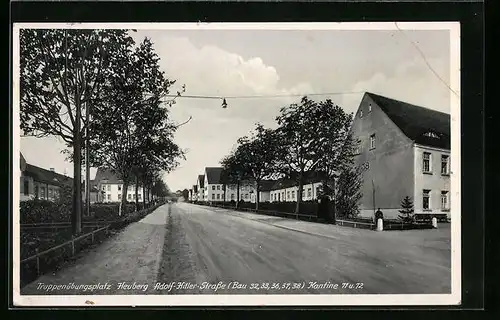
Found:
[19,155,148,204]
[188,167,325,204]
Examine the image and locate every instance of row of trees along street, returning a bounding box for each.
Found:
[220,96,363,217]
[20,29,185,235]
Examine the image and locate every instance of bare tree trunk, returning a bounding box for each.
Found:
[255,180,260,211]
[72,115,82,235]
[135,175,139,212]
[142,181,146,209]
[295,172,304,216]
[120,180,129,217]
[236,181,240,209]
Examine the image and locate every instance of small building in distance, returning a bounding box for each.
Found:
[93,168,145,203]
[19,153,73,202]
[269,172,325,203]
[350,92,451,219]
[196,174,205,201]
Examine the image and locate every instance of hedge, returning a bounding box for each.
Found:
[20,199,154,224]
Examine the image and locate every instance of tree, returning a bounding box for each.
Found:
[181,189,190,201]
[313,100,356,200]
[398,196,415,223]
[88,37,184,214]
[220,149,250,208]
[335,166,363,219]
[20,29,134,235]
[234,124,280,210]
[275,96,354,215]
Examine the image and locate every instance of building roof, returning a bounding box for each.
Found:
[366,92,451,149]
[23,163,73,188]
[198,174,205,188]
[20,153,27,171]
[269,171,326,191]
[93,168,123,184]
[205,167,224,184]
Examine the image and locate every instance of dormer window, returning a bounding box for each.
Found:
[423,131,440,138]
[368,104,372,112]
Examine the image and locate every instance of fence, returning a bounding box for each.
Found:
[209,203,320,222]
[20,225,110,287]
[336,219,375,230]
[20,202,165,287]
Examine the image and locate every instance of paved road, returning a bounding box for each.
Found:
[21,202,451,295]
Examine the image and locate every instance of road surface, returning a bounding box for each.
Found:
[21,202,451,295]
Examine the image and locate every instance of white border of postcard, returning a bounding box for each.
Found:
[12,22,461,307]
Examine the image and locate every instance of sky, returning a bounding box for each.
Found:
[19,26,452,192]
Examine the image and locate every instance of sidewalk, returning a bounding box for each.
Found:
[20,205,170,295]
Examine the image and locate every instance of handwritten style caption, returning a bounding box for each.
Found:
[36,281,364,293]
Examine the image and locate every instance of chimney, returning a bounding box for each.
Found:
[50,168,55,172]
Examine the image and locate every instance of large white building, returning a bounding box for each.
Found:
[350,92,451,219]
[93,168,146,203]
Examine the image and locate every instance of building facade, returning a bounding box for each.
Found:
[93,168,146,203]
[196,175,205,201]
[19,153,73,202]
[350,92,451,219]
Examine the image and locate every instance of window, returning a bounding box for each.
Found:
[370,134,376,149]
[118,185,122,191]
[128,194,131,200]
[423,190,431,210]
[216,194,220,200]
[287,191,290,199]
[441,155,450,175]
[138,194,141,200]
[118,194,122,200]
[368,104,372,112]
[292,191,296,200]
[48,188,53,198]
[355,139,362,155]
[359,109,363,118]
[217,185,220,190]
[107,185,111,191]
[231,194,235,200]
[423,152,432,173]
[307,188,312,197]
[23,180,29,195]
[212,185,215,190]
[40,187,46,198]
[54,189,59,199]
[107,194,111,200]
[212,194,215,200]
[441,191,449,210]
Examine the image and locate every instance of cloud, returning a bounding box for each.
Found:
[142,35,319,189]
[338,56,451,116]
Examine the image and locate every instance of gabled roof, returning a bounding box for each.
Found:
[93,168,123,184]
[269,171,325,191]
[198,175,205,188]
[24,164,73,187]
[20,153,27,171]
[366,92,450,149]
[205,167,224,184]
